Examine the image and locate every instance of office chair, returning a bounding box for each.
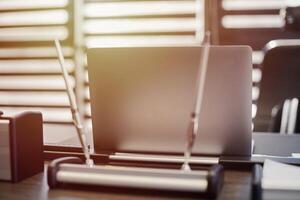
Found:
[254,39,300,132]
[268,98,300,133]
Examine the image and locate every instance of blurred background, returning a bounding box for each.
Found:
[0,0,300,148]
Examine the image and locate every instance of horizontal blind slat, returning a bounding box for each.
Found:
[0,10,69,27]
[0,26,68,42]
[0,0,69,11]
[0,47,73,58]
[222,0,300,11]
[85,1,197,17]
[0,59,74,74]
[0,75,75,90]
[222,15,284,29]
[0,106,72,123]
[0,91,70,107]
[84,18,200,34]
[85,35,202,48]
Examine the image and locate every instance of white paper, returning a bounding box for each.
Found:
[262,159,300,190]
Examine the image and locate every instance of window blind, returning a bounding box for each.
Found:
[0,0,75,123]
[217,0,300,130]
[0,0,80,145]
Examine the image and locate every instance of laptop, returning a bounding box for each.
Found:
[87,46,252,159]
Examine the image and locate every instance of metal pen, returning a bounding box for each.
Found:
[182,32,211,171]
[54,38,94,166]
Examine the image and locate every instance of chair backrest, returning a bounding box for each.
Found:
[254,40,300,131]
[269,98,300,133]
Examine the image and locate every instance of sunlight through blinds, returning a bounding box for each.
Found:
[0,0,74,123]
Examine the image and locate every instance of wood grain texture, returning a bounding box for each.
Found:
[0,165,252,200]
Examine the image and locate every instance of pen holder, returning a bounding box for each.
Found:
[0,111,43,182]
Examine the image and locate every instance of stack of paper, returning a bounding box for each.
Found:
[262,159,300,200]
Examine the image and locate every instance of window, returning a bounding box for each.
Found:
[214,0,300,130]
[0,0,83,146]
[0,0,205,149]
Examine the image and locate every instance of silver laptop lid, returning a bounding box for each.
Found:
[87,46,252,156]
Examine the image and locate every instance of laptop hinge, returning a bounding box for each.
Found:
[109,152,219,165]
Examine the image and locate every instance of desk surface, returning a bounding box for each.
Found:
[0,165,252,200]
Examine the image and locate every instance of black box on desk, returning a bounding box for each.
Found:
[0,111,43,182]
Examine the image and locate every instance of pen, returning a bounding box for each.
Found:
[182,32,211,171]
[54,38,94,166]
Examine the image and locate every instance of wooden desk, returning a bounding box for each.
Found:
[0,165,252,200]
